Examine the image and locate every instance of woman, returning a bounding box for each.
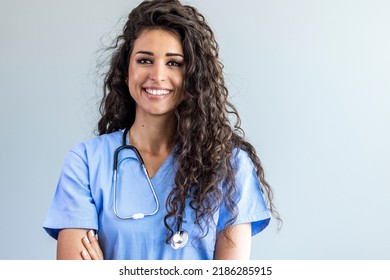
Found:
[43,0,280,260]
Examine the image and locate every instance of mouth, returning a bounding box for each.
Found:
[143,88,172,96]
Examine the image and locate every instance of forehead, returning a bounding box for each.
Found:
[132,28,183,53]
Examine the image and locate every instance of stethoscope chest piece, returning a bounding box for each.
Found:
[170,230,188,250]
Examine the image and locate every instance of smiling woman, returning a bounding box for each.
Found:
[42,0,280,260]
[128,29,184,119]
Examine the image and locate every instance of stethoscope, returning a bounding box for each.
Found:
[113,127,188,249]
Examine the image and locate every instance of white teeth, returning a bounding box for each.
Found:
[144,88,171,95]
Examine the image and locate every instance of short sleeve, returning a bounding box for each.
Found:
[217,149,271,236]
[43,145,98,239]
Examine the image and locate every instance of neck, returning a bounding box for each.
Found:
[129,114,176,155]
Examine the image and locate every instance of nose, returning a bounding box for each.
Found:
[149,62,166,81]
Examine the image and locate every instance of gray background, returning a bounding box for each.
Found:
[0,0,389,260]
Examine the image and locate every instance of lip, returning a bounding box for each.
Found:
[143,86,173,91]
[142,87,173,98]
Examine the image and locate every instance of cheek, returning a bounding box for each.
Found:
[174,74,184,104]
[174,72,184,90]
[127,67,140,90]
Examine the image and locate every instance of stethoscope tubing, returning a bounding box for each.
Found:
[113,163,159,220]
[113,127,187,249]
[113,130,159,220]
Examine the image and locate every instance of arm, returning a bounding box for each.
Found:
[214,222,252,260]
[57,229,103,260]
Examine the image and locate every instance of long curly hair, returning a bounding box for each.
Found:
[98,0,280,242]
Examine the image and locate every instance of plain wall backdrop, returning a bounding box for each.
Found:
[0,0,389,260]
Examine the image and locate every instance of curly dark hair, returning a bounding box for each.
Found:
[98,0,281,242]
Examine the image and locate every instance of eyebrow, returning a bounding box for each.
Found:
[136,51,184,58]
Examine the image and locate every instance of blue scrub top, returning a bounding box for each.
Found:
[43,130,271,259]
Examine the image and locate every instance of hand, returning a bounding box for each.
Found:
[81,230,104,260]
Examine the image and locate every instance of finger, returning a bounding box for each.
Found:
[81,249,91,260]
[87,230,104,259]
[82,236,100,260]
[87,230,98,247]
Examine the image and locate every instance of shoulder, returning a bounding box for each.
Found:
[69,130,123,161]
[231,148,256,174]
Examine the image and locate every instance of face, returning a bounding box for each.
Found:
[127,28,184,119]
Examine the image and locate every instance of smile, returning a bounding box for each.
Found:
[144,88,172,96]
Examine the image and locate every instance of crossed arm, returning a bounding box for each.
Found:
[57,229,102,260]
[56,222,251,260]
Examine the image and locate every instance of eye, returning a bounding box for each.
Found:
[137,58,152,64]
[167,60,183,67]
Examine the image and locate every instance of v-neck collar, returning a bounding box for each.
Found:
[122,129,176,181]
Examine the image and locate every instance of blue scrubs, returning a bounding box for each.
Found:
[43,130,270,259]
